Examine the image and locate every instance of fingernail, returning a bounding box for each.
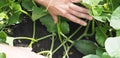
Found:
[83,23,87,26]
[89,17,93,20]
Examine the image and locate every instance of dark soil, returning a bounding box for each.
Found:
[7,19,84,58]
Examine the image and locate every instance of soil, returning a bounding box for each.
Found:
[7,19,84,58]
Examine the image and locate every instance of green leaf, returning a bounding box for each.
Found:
[74,40,97,55]
[92,15,107,22]
[0,12,8,21]
[0,53,6,58]
[95,26,108,47]
[60,20,70,34]
[101,52,111,58]
[0,31,7,43]
[112,0,120,10]
[96,48,105,56]
[110,6,120,30]
[39,14,57,33]
[91,5,103,16]
[0,0,7,8]
[105,36,120,57]
[83,54,100,58]
[22,0,34,11]
[82,0,102,6]
[8,12,21,25]
[116,30,120,36]
[32,6,47,21]
[10,3,22,12]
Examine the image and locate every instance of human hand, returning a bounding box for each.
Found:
[35,0,92,26]
[0,44,46,58]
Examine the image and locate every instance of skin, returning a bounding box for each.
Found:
[35,0,92,26]
[0,44,46,58]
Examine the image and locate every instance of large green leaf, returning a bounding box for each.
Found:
[82,0,102,6]
[32,6,47,21]
[22,0,34,11]
[0,53,6,58]
[95,26,108,47]
[10,3,22,12]
[90,5,108,22]
[0,0,7,8]
[110,6,120,30]
[74,40,97,55]
[39,14,57,33]
[0,31,7,43]
[83,54,100,58]
[105,36,120,58]
[8,12,21,25]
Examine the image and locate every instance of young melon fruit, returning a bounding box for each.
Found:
[74,40,97,55]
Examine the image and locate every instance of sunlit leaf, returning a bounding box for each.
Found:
[110,6,120,30]
[82,0,102,6]
[83,54,100,58]
[0,12,8,21]
[105,36,120,57]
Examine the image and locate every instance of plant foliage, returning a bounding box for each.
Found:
[0,0,120,58]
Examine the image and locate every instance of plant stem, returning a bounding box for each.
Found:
[36,34,55,41]
[52,26,82,54]
[86,20,95,36]
[50,33,55,51]
[28,21,36,47]
[77,21,91,40]
[63,43,74,58]
[56,18,68,57]
[68,26,83,39]
[32,0,37,7]
[15,37,36,41]
[32,21,36,39]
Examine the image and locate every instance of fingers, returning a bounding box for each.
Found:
[68,9,92,20]
[69,3,89,14]
[51,14,58,23]
[64,13,87,26]
[49,11,58,23]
